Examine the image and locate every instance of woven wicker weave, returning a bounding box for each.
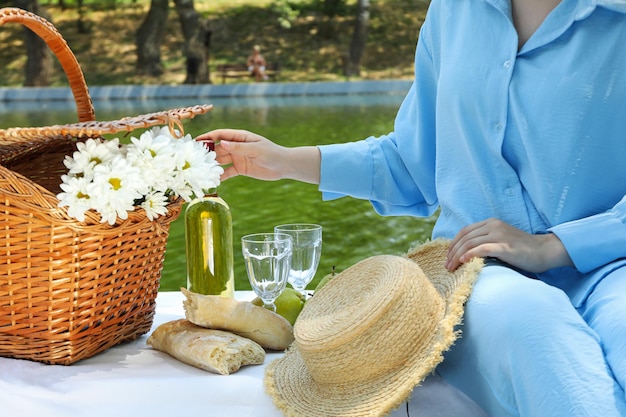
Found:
[0,7,212,364]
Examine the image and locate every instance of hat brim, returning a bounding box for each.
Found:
[264,239,483,417]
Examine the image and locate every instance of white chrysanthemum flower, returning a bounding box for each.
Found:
[126,129,178,193]
[57,175,94,222]
[131,127,176,156]
[168,172,195,202]
[58,125,225,223]
[87,156,145,225]
[203,148,224,187]
[151,125,182,140]
[140,191,169,220]
[172,135,223,199]
[63,138,122,179]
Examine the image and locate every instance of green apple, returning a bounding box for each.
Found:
[252,287,305,326]
[315,266,337,292]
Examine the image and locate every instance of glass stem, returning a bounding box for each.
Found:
[263,301,277,312]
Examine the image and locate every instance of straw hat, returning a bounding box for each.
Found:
[264,238,483,417]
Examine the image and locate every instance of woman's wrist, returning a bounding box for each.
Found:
[283,146,321,184]
[539,233,574,271]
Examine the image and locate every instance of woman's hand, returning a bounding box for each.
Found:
[196,129,321,184]
[197,129,284,181]
[445,218,574,273]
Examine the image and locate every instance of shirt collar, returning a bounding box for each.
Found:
[593,0,626,13]
[480,0,624,53]
[483,0,626,18]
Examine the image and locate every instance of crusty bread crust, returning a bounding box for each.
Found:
[182,288,295,350]
[147,319,265,375]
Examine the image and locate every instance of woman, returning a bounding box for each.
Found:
[247,45,269,81]
[198,0,626,415]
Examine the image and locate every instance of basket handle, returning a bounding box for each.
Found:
[0,105,214,143]
[0,7,95,123]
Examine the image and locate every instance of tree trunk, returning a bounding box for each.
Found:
[14,0,52,86]
[319,0,345,38]
[76,0,91,34]
[323,0,343,17]
[173,0,211,84]
[345,0,369,77]
[135,0,169,76]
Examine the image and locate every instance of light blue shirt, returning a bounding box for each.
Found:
[318,0,626,305]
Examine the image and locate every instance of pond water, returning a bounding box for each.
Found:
[0,93,437,291]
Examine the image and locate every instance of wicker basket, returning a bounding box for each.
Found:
[0,7,212,365]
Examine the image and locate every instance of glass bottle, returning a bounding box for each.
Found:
[184,191,234,298]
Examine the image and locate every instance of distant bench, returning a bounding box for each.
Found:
[215,63,280,84]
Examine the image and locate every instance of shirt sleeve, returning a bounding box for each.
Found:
[317,22,440,218]
[549,195,626,273]
[317,128,435,217]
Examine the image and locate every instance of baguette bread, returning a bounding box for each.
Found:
[182,288,294,350]
[147,319,265,375]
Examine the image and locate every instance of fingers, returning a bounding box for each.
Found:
[196,129,253,144]
[197,129,266,161]
[195,130,262,180]
[214,140,235,165]
[445,218,504,271]
[446,221,481,270]
[220,164,240,181]
[213,140,252,180]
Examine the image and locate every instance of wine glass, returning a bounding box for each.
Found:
[274,224,322,298]
[241,232,293,312]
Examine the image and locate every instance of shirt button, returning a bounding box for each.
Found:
[495,122,503,131]
[504,187,515,196]
[503,60,511,69]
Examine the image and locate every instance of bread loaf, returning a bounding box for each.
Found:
[182,288,294,350]
[147,319,265,375]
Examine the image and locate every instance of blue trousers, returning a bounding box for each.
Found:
[437,264,626,417]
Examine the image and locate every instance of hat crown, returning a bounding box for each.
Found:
[294,255,445,385]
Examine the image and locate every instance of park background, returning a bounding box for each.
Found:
[0,0,437,291]
[0,0,428,87]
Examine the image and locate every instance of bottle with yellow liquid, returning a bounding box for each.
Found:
[184,189,234,297]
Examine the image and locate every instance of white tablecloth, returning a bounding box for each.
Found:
[0,291,487,417]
